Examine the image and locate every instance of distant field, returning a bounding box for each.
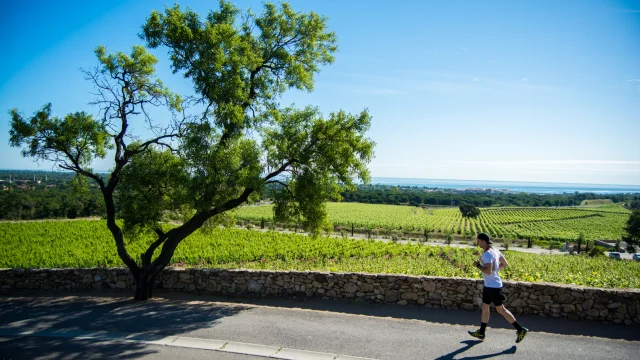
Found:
[0,220,638,289]
[580,199,614,206]
[234,203,631,241]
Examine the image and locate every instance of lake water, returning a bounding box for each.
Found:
[369,177,640,194]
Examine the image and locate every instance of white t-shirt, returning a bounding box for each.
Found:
[481,247,503,288]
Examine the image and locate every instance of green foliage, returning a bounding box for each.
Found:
[614,239,621,252]
[236,203,629,242]
[341,185,640,209]
[623,209,640,249]
[142,1,336,130]
[117,148,190,234]
[9,104,111,168]
[136,1,371,235]
[548,241,562,250]
[459,203,480,218]
[445,232,453,245]
[94,45,182,111]
[9,0,373,259]
[2,220,639,289]
[0,176,105,220]
[267,107,373,234]
[577,232,585,254]
[588,246,606,257]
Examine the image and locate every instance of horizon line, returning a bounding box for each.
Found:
[369,176,640,188]
[1,168,639,188]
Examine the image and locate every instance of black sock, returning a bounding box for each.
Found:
[480,322,487,334]
[512,321,523,332]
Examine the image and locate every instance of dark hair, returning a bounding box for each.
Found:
[477,232,492,244]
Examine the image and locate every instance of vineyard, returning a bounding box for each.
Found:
[1,220,638,289]
[233,203,631,241]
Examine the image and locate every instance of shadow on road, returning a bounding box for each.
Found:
[0,293,250,335]
[2,290,639,344]
[0,337,154,360]
[148,291,640,342]
[0,292,251,359]
[433,340,516,360]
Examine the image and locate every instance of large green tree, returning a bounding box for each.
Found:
[623,209,640,253]
[459,203,480,219]
[9,1,374,300]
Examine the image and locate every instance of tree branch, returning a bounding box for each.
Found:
[265,180,294,198]
[126,133,180,156]
[264,160,295,182]
[143,231,167,269]
[58,151,105,190]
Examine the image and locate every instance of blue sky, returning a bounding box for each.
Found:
[1,0,639,185]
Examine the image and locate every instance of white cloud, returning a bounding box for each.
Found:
[626,79,640,82]
[472,78,480,82]
[521,77,528,81]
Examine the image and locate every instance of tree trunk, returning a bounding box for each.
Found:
[134,271,157,301]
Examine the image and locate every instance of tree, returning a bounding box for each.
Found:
[9,1,374,301]
[623,209,640,253]
[614,239,621,252]
[459,203,480,219]
[445,232,453,245]
[577,232,585,254]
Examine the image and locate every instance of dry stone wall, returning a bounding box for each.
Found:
[2,268,639,326]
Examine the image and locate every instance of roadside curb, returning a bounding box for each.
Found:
[0,326,377,360]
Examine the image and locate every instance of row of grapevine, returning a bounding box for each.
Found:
[234,203,631,241]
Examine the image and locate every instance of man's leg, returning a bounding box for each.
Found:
[481,303,490,324]
[496,305,528,343]
[495,304,516,323]
[468,303,490,340]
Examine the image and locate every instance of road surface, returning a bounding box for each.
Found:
[1,291,638,359]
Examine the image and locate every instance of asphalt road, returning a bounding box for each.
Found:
[0,336,265,360]
[1,292,638,360]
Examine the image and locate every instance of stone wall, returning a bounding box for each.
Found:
[2,268,639,325]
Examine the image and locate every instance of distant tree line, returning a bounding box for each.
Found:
[1,172,639,221]
[338,185,640,208]
[0,169,80,184]
[0,171,106,220]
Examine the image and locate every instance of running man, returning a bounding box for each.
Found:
[468,232,528,343]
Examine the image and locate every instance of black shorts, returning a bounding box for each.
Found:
[482,287,505,306]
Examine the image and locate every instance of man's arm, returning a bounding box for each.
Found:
[475,257,493,275]
[498,255,508,271]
